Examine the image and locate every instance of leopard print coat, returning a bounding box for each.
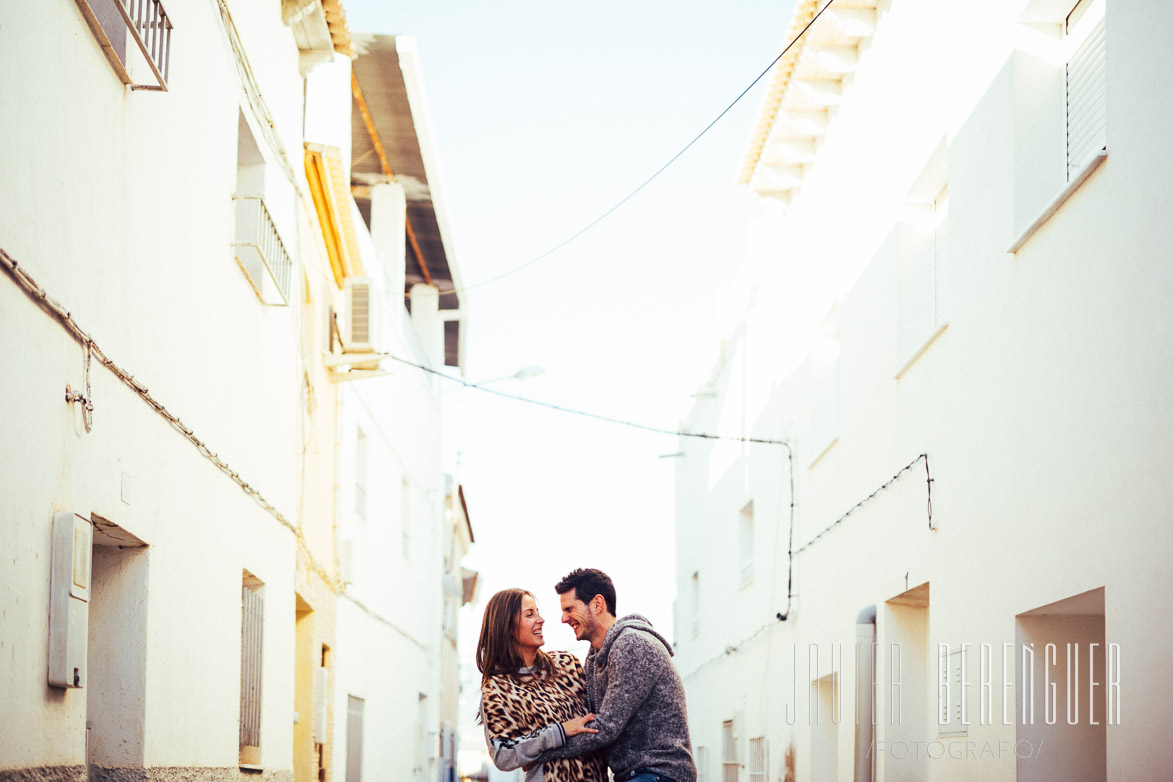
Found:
[480,650,607,782]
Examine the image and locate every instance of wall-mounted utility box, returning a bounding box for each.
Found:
[48,511,92,688]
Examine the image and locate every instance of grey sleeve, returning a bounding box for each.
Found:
[480,700,567,771]
[536,636,661,760]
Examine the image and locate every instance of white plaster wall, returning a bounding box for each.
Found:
[304,55,355,170]
[329,186,447,780]
[332,599,441,782]
[677,0,1173,779]
[1,0,314,774]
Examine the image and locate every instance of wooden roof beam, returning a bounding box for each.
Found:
[350,70,434,286]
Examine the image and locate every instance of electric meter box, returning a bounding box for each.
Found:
[48,511,92,688]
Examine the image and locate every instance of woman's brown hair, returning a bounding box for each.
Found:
[476,588,555,685]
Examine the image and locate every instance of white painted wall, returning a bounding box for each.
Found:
[328,216,449,782]
[677,0,1173,780]
[0,0,314,776]
[318,62,452,777]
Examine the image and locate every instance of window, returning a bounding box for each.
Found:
[748,737,766,782]
[73,0,172,90]
[1009,0,1109,252]
[690,572,700,640]
[696,746,709,782]
[234,112,293,305]
[739,502,754,587]
[1065,0,1106,179]
[240,572,265,765]
[722,720,738,782]
[346,696,364,782]
[415,693,431,779]
[896,139,949,378]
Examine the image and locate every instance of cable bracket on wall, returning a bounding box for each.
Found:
[65,340,95,433]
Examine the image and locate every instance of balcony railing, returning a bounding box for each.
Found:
[233,196,293,306]
[73,0,173,91]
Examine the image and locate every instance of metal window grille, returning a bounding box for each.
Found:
[239,586,264,748]
[749,737,766,782]
[233,195,293,306]
[722,720,738,782]
[696,747,709,782]
[72,0,173,90]
[1066,0,1106,178]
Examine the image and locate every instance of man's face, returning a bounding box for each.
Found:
[560,588,598,642]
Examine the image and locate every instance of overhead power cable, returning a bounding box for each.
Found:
[428,0,839,300]
[381,352,789,447]
[1,247,430,651]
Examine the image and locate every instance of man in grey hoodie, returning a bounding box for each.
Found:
[534,568,697,782]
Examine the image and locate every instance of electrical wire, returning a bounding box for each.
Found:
[1,247,429,651]
[685,453,935,677]
[684,620,775,680]
[379,352,790,446]
[792,453,934,556]
[427,0,840,300]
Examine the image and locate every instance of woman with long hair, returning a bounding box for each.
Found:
[477,588,607,782]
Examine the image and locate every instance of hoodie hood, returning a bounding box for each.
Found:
[596,613,674,666]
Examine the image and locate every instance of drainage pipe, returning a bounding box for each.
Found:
[855,605,876,782]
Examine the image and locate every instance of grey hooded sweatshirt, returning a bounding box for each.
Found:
[537,614,697,782]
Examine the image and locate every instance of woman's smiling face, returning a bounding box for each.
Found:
[515,593,545,657]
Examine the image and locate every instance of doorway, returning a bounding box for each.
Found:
[86,514,148,782]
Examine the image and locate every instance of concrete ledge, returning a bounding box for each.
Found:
[1008,149,1108,254]
[0,767,86,782]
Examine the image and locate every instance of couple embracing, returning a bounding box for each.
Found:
[476,568,696,782]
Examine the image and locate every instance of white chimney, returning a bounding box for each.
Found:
[370,181,407,308]
[410,283,444,369]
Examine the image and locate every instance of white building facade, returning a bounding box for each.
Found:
[325,32,473,782]
[1,4,470,782]
[675,0,1172,780]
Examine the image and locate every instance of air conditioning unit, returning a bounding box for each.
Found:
[343,277,381,353]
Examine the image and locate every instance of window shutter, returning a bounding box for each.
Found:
[1066,11,1106,178]
[240,587,264,749]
